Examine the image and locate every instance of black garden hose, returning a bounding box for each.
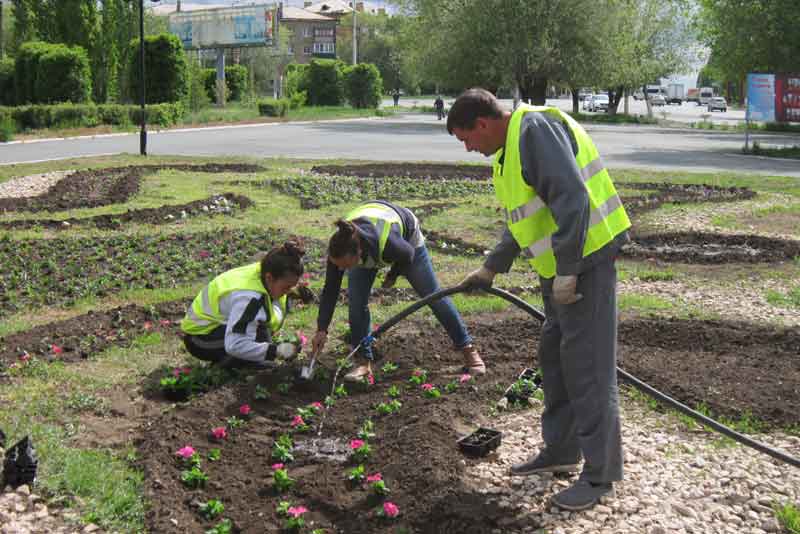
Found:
[362,284,800,469]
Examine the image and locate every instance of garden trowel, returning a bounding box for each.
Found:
[299,347,319,381]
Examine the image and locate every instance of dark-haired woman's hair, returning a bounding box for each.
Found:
[261,240,305,280]
[328,219,360,259]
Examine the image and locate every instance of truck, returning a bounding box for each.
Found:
[686,88,699,104]
[666,83,685,105]
[699,87,714,106]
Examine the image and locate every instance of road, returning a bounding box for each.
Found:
[2,113,799,177]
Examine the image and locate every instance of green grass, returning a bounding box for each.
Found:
[765,286,800,309]
[286,106,388,121]
[776,502,800,534]
[618,293,677,313]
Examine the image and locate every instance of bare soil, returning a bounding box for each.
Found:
[311,163,493,181]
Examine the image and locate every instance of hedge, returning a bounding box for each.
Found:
[343,63,383,109]
[0,58,15,106]
[128,33,188,104]
[257,98,288,117]
[35,44,92,104]
[201,65,249,103]
[14,42,51,105]
[0,102,184,131]
[307,59,344,106]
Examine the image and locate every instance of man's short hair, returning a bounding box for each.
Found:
[446,88,504,134]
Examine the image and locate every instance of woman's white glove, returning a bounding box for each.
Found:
[276,342,299,360]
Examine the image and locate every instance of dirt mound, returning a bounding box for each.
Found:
[622,182,755,219]
[311,163,493,181]
[0,193,253,231]
[621,231,800,263]
[0,164,264,213]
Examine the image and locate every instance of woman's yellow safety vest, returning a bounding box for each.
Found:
[180,262,287,335]
[345,202,405,269]
[493,104,630,279]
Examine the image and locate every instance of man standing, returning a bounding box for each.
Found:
[448,88,630,511]
[434,95,445,120]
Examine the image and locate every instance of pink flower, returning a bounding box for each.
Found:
[172,367,184,377]
[350,439,365,450]
[176,446,195,459]
[299,272,311,287]
[271,463,284,470]
[211,427,227,440]
[239,404,251,415]
[412,369,424,377]
[373,323,381,331]
[287,506,308,518]
[302,273,311,280]
[19,352,31,363]
[366,473,382,482]
[198,250,210,259]
[291,415,305,427]
[297,330,308,347]
[383,501,399,518]
[181,366,192,375]
[143,321,153,331]
[367,374,375,385]
[51,344,63,355]
[421,383,434,391]
[159,319,172,327]
[309,402,323,411]
[459,373,472,383]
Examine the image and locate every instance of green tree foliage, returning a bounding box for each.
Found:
[0,58,15,105]
[343,62,383,108]
[202,65,249,102]
[35,44,92,103]
[128,33,188,104]
[14,40,48,104]
[307,58,344,106]
[696,0,800,83]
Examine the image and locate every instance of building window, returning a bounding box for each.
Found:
[303,46,313,55]
[288,44,294,53]
[314,27,334,38]
[303,26,312,37]
[313,42,335,54]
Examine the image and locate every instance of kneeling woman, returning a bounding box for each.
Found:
[180,241,304,368]
[311,201,485,381]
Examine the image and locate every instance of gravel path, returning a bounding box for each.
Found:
[464,396,800,534]
[0,483,103,533]
[0,171,73,199]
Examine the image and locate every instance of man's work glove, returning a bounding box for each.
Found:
[311,330,328,356]
[552,275,583,305]
[381,274,398,289]
[275,342,299,360]
[461,266,496,290]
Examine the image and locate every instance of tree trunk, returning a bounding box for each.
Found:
[532,77,547,105]
[608,85,624,115]
[623,88,629,115]
[571,86,580,114]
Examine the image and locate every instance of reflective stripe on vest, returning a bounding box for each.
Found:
[345,202,405,269]
[180,262,287,336]
[493,104,631,278]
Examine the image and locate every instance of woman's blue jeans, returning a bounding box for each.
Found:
[347,244,472,359]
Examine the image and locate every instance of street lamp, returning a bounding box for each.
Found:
[139,0,147,156]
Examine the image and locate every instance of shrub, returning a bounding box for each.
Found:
[343,63,383,108]
[14,42,51,104]
[0,58,15,106]
[12,105,52,130]
[185,60,211,112]
[97,104,131,126]
[284,63,309,102]
[202,68,228,103]
[288,90,307,110]
[35,44,92,104]
[257,98,288,117]
[0,109,14,142]
[307,59,344,106]
[128,33,188,104]
[129,102,185,127]
[225,64,248,101]
[50,103,98,128]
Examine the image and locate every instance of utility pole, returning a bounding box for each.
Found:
[176,0,181,12]
[139,0,147,156]
[0,0,4,59]
[352,5,357,65]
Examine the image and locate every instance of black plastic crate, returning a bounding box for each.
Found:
[457,427,503,457]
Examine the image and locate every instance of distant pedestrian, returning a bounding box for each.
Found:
[434,96,445,120]
[392,89,401,107]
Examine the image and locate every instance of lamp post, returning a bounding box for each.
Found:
[139,0,147,156]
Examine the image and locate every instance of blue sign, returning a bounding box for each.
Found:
[747,74,775,122]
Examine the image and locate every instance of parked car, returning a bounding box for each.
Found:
[632,90,645,100]
[649,94,666,107]
[581,93,594,111]
[589,94,609,112]
[707,96,727,112]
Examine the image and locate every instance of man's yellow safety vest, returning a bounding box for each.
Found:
[345,202,405,269]
[181,262,287,335]
[492,104,630,278]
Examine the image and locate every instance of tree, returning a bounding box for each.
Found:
[128,33,188,104]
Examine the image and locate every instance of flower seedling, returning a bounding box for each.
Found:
[239,404,252,416]
[357,419,375,440]
[176,446,201,468]
[367,473,390,496]
[208,448,221,462]
[272,465,295,493]
[277,501,308,531]
[199,499,225,520]
[277,382,291,394]
[445,381,458,394]
[324,395,336,408]
[204,518,233,534]
[387,385,401,398]
[210,427,228,441]
[226,416,245,429]
[181,466,209,489]
[362,373,376,387]
[334,384,348,398]
[291,415,310,433]
[254,385,270,400]
[347,464,366,483]
[272,434,294,463]
[381,361,398,374]
[296,406,316,420]
[375,399,402,416]
[421,383,441,399]
[350,439,371,463]
[309,401,324,412]
[51,344,63,356]
[377,501,400,519]
[335,357,352,371]
[460,373,473,384]
[408,368,428,386]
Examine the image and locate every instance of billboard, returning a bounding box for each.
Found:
[169,4,278,50]
[747,73,800,123]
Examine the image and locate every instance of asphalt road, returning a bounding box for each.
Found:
[2,113,799,177]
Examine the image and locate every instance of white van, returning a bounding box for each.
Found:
[698,87,714,106]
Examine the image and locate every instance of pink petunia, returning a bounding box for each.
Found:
[367,374,375,385]
[459,373,472,383]
[239,404,251,416]
[373,323,381,331]
[350,439,365,450]
[287,506,308,518]
[412,369,424,377]
[309,402,323,410]
[297,331,308,347]
[198,250,211,259]
[421,383,434,391]
[291,415,305,427]
[19,352,31,363]
[211,427,227,440]
[181,366,192,375]
[366,473,382,483]
[51,344,63,355]
[271,463,284,470]
[159,319,172,327]
[383,501,399,518]
[172,367,183,377]
[176,446,195,459]
[143,321,153,331]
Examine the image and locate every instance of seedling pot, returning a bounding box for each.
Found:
[504,368,542,404]
[163,388,190,402]
[457,427,502,457]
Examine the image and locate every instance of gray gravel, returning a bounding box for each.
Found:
[0,484,103,533]
[0,171,73,199]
